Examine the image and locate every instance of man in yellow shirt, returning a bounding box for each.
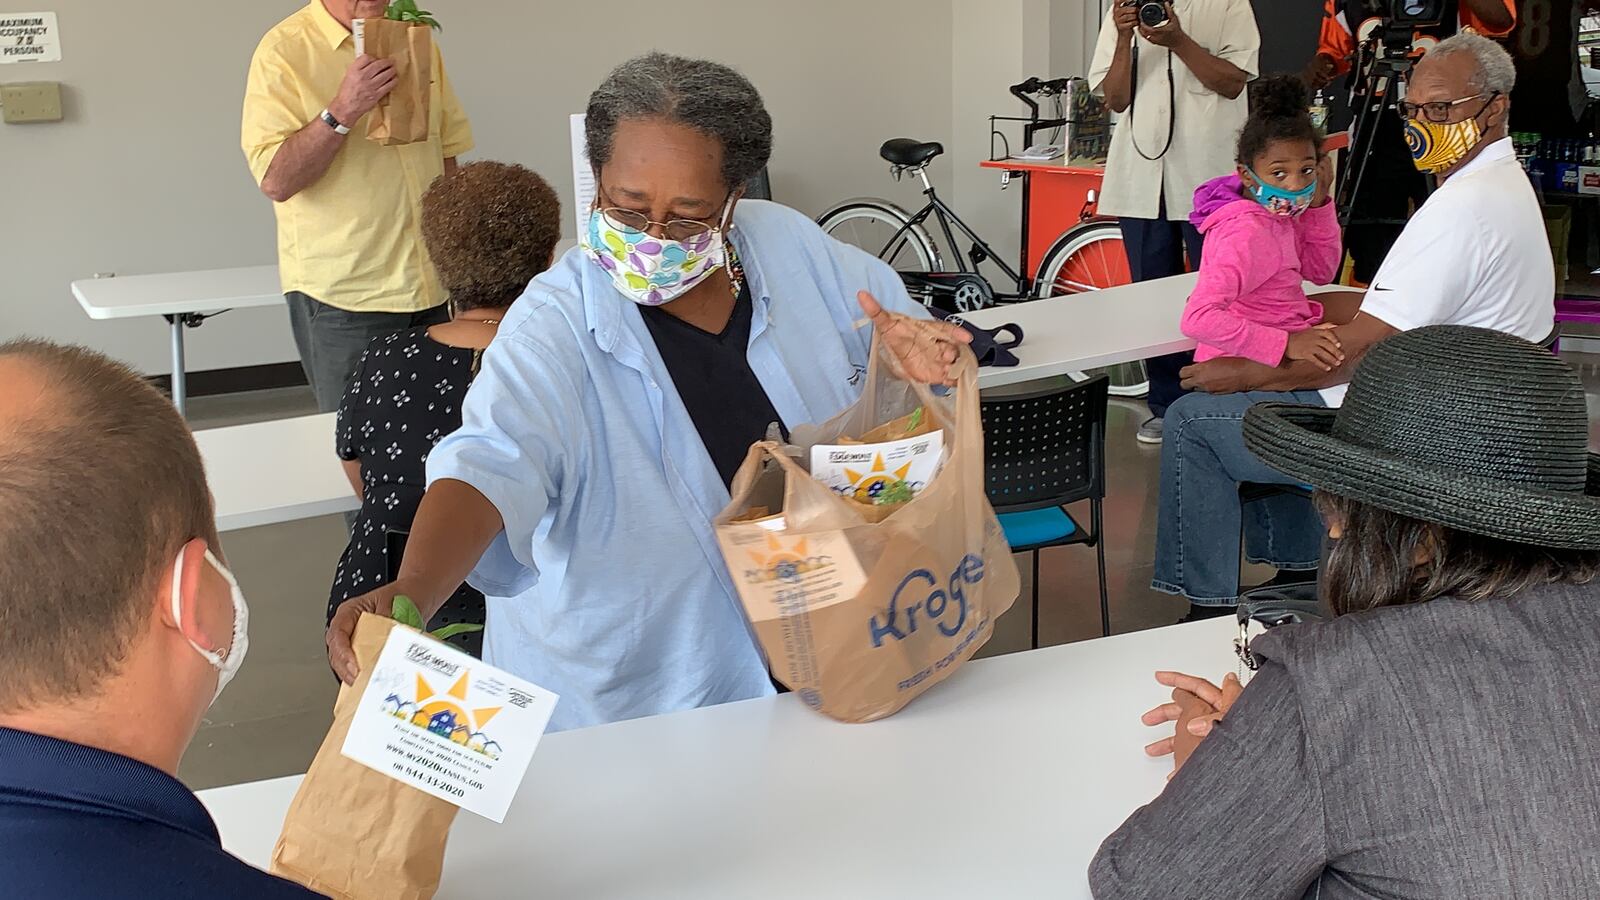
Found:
[242,0,473,411]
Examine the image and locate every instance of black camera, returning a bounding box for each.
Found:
[1358,0,1445,27]
[1138,1,1169,28]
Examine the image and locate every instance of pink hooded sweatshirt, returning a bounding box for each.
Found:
[1182,174,1343,366]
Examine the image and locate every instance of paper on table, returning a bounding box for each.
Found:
[570,113,595,242]
[340,628,559,823]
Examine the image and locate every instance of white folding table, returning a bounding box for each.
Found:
[194,413,358,532]
[199,616,1238,899]
[968,273,1349,391]
[71,265,282,416]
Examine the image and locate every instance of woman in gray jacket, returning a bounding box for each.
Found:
[1091,325,1600,899]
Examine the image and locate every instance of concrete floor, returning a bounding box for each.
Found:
[178,353,1600,791]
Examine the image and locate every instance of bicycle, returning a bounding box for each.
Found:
[817,137,1148,395]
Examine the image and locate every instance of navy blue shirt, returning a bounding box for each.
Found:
[0,726,321,898]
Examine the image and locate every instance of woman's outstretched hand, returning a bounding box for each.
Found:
[858,291,972,387]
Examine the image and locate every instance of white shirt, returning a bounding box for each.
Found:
[1321,138,1555,406]
[1088,0,1259,221]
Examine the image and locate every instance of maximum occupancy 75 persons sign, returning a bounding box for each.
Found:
[0,12,60,64]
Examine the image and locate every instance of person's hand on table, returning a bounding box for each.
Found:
[1285,327,1344,371]
[1138,3,1187,48]
[1141,670,1245,773]
[326,583,406,684]
[1179,357,1260,394]
[329,54,398,125]
[858,291,972,387]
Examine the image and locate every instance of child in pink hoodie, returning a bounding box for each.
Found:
[1182,76,1345,371]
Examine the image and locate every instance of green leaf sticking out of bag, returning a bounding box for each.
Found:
[874,480,915,506]
[429,622,485,641]
[391,594,426,629]
[384,0,441,30]
[392,594,485,640]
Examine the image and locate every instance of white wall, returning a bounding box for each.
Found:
[1,0,1100,377]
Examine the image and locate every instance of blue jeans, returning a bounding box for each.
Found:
[1152,390,1328,605]
[1119,199,1204,419]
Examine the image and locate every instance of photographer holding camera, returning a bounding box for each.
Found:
[1304,0,1514,283]
[1091,0,1260,445]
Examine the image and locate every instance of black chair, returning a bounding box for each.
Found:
[385,528,486,658]
[981,374,1111,648]
[745,166,773,201]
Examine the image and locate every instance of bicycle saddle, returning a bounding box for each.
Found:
[879,138,944,167]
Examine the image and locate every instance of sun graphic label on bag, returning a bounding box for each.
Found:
[722,524,869,621]
[809,431,946,506]
[341,629,559,823]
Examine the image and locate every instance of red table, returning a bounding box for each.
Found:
[978,158,1106,281]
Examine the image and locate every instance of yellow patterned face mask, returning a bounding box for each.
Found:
[1404,115,1483,175]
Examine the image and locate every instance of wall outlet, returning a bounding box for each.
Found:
[1,81,62,123]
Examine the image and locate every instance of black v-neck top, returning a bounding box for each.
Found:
[640,284,784,488]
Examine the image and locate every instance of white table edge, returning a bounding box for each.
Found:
[215,496,362,533]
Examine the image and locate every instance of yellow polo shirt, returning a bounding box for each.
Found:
[242,1,473,313]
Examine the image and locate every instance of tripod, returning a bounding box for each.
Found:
[1336,33,1423,229]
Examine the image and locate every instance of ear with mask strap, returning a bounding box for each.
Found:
[169,544,251,703]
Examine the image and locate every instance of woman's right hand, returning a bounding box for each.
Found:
[1285,327,1345,372]
[326,583,407,684]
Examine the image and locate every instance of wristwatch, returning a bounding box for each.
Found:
[319,108,351,135]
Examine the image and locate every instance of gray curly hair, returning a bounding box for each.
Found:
[1427,32,1517,96]
[585,52,773,191]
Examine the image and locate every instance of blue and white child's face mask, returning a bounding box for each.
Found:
[1244,168,1315,218]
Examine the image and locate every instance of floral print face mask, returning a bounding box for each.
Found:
[582,199,732,307]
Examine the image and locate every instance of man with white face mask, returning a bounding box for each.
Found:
[0,341,316,898]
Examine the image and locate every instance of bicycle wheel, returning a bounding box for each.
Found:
[817,199,943,274]
[1034,221,1149,398]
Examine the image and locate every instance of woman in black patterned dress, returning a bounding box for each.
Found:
[330,161,561,655]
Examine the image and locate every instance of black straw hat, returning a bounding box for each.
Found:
[1243,326,1600,550]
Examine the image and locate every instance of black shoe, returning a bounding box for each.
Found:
[1178,604,1235,624]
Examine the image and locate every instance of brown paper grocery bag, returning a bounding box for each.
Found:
[362,18,432,146]
[714,342,1019,723]
[271,614,459,900]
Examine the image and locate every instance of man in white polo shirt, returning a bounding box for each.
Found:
[1151,33,1554,617]
[1090,0,1260,444]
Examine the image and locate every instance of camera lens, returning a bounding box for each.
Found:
[1138,1,1169,28]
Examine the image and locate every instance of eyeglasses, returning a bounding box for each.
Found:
[1399,91,1498,124]
[598,207,719,242]
[596,182,730,242]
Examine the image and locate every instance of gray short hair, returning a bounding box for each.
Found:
[585,52,773,192]
[1427,32,1517,96]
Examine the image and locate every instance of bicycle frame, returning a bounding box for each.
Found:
[873,166,1032,303]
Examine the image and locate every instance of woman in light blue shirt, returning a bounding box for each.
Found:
[326,52,967,731]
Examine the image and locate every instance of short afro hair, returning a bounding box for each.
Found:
[421,161,562,313]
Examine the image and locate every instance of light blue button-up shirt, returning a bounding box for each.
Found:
[426,200,927,731]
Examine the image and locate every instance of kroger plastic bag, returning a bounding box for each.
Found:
[713,339,1019,723]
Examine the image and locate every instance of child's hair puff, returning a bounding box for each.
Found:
[1237,75,1322,166]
